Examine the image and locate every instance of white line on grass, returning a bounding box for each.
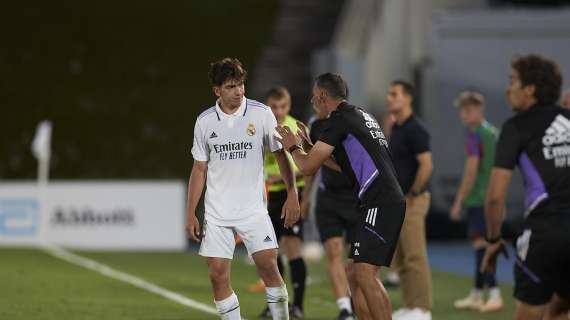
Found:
[41,245,226,318]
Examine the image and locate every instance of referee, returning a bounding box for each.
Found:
[276,73,405,320]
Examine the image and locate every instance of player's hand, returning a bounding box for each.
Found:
[480,239,509,273]
[449,201,461,221]
[282,193,300,228]
[275,125,302,150]
[300,199,310,220]
[296,121,313,152]
[186,214,201,242]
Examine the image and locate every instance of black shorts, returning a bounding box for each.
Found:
[315,190,359,243]
[268,189,303,240]
[348,201,406,266]
[514,210,570,305]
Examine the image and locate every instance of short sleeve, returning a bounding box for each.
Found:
[494,119,522,170]
[318,114,347,147]
[191,120,209,161]
[408,124,430,155]
[263,109,282,152]
[465,132,481,157]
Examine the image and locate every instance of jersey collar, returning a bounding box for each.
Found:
[215,97,247,120]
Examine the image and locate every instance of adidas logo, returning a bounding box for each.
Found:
[263,235,272,243]
[365,208,378,227]
[543,115,570,146]
[543,115,570,168]
[209,132,218,139]
[354,249,359,256]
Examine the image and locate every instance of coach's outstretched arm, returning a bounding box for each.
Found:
[186,160,207,242]
[275,125,335,177]
[274,150,301,228]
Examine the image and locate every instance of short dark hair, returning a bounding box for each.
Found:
[208,57,247,86]
[391,80,415,99]
[511,54,562,106]
[265,86,291,101]
[315,73,348,99]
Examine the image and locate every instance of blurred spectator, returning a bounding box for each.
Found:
[561,89,570,110]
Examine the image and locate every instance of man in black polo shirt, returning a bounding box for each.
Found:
[386,80,433,320]
[276,73,405,320]
[481,54,570,319]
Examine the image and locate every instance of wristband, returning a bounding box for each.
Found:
[288,144,302,154]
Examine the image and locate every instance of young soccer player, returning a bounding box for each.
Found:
[186,58,300,320]
[450,91,503,312]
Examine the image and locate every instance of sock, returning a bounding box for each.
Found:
[277,254,286,278]
[214,292,241,320]
[475,247,485,289]
[289,257,306,310]
[489,287,501,300]
[486,271,498,288]
[471,288,483,300]
[336,296,352,313]
[266,285,289,320]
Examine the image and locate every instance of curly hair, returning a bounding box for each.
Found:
[208,57,247,86]
[511,54,562,106]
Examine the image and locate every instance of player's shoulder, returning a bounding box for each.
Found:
[245,98,271,114]
[197,105,218,123]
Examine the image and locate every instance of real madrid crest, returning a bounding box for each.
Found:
[246,123,256,136]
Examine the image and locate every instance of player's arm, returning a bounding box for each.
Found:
[274,150,301,227]
[480,167,512,273]
[186,160,207,242]
[450,156,479,220]
[408,151,433,196]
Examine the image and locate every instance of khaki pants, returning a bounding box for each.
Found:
[392,192,432,310]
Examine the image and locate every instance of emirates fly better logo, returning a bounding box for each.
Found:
[542,114,570,168]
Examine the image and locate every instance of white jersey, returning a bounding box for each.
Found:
[191,97,281,226]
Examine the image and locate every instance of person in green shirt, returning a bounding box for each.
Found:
[254,87,310,320]
[450,91,503,313]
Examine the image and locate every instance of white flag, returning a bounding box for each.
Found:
[31,120,52,162]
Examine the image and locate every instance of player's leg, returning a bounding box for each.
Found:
[346,260,373,320]
[514,301,546,320]
[316,193,355,319]
[351,262,391,319]
[238,215,289,320]
[199,221,241,320]
[545,294,570,320]
[281,225,306,318]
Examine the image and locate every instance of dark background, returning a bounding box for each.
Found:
[0,0,278,180]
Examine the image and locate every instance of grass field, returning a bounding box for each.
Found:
[0,247,514,319]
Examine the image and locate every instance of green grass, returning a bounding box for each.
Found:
[0,247,514,319]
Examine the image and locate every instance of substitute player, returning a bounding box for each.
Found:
[276,73,405,320]
[186,58,300,320]
[255,87,309,320]
[482,54,570,320]
[449,91,503,312]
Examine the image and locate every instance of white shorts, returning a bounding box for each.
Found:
[199,214,278,259]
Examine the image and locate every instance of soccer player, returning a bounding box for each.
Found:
[386,81,433,320]
[306,100,358,320]
[256,86,309,319]
[276,73,405,320]
[481,54,570,320]
[449,91,503,312]
[186,58,300,320]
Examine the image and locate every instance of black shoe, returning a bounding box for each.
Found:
[337,309,355,320]
[289,305,304,319]
[258,306,271,319]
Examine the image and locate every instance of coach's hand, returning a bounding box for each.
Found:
[275,125,301,150]
[480,239,509,273]
[186,215,201,242]
[296,121,313,152]
[282,193,300,228]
